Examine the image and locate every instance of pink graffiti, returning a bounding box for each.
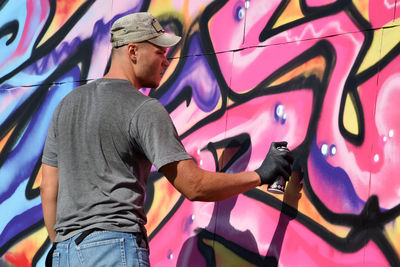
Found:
[150,195,390,266]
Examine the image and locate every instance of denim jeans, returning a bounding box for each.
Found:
[52,230,150,267]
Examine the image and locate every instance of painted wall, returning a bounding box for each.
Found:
[0,0,399,266]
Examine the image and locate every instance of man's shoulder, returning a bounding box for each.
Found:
[60,78,158,108]
[64,80,94,98]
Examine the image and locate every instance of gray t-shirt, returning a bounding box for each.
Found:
[42,78,191,242]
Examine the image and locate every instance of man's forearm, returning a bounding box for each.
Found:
[190,169,260,201]
[162,159,261,202]
[40,164,59,243]
[41,190,57,242]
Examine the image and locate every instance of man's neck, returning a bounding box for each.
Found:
[103,71,140,89]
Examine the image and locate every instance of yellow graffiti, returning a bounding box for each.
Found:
[352,0,370,21]
[273,0,304,29]
[343,93,359,135]
[358,19,400,74]
[270,56,326,87]
[381,20,400,57]
[203,238,258,267]
[357,29,383,74]
[384,216,400,255]
[0,127,15,153]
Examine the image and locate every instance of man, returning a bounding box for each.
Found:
[40,12,294,266]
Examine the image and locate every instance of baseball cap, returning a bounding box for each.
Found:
[110,12,181,48]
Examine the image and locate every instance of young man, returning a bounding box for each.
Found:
[40,12,294,266]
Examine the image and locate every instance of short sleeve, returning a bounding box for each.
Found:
[131,99,192,170]
[42,105,60,167]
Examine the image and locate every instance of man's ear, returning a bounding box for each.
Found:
[127,43,138,63]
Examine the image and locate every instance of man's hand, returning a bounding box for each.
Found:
[255,141,294,185]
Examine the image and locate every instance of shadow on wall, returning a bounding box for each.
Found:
[177,184,302,267]
[177,134,303,266]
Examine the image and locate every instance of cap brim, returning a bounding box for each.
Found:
[148,32,181,47]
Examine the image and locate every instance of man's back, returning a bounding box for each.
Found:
[43,78,154,242]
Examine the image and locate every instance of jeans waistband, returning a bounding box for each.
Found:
[74,228,148,249]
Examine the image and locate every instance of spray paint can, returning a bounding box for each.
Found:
[267,146,289,194]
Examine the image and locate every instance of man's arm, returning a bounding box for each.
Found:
[160,159,261,202]
[160,141,293,202]
[40,163,59,243]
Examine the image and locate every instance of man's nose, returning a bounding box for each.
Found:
[163,57,170,67]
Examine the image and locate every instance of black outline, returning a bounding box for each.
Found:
[0,20,18,46]
[1,0,400,265]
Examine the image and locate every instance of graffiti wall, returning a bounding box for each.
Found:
[0,0,399,266]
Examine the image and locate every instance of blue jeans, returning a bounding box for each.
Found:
[52,230,150,267]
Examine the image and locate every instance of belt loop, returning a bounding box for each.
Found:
[135,233,142,246]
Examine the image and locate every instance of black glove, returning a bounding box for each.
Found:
[255,141,294,185]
